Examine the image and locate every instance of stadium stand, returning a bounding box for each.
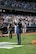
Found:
[0,14,36,33]
[0,0,36,11]
[0,0,36,34]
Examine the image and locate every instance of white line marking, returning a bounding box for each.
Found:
[0,42,24,49]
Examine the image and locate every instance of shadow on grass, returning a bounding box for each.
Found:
[22,43,34,45]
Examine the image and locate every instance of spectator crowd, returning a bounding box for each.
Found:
[0,14,36,33]
[0,0,36,10]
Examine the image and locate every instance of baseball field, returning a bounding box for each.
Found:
[0,32,36,54]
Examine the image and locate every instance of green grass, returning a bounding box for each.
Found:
[0,34,36,54]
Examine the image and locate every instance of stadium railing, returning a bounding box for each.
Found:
[0,5,36,13]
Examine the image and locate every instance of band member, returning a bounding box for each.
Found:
[7,23,13,39]
[14,19,22,45]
